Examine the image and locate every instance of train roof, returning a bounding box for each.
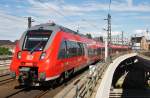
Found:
[28,23,60,32]
[28,23,86,37]
[28,23,129,49]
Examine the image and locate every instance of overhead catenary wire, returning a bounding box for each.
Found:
[50,7,101,31]
[31,1,101,31]
[81,19,101,30]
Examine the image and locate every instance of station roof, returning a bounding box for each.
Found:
[131,37,143,43]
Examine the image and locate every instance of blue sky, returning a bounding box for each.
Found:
[0,0,150,41]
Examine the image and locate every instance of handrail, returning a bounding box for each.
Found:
[61,52,130,98]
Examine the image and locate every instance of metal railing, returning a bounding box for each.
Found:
[61,61,108,98]
[61,52,130,98]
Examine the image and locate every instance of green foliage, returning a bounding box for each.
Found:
[86,33,92,39]
[0,47,12,55]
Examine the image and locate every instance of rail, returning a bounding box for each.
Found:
[61,52,131,98]
[0,66,10,76]
[0,60,11,66]
[0,55,12,60]
[0,55,11,75]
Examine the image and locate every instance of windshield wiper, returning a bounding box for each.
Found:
[30,41,43,54]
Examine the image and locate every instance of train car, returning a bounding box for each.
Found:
[10,23,103,86]
[111,45,129,54]
[10,23,130,86]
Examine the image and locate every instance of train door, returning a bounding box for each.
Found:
[83,43,88,59]
[57,40,68,72]
[77,42,86,67]
[66,41,78,70]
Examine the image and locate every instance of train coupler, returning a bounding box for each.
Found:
[18,67,38,86]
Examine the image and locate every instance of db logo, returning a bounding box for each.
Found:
[27,55,33,60]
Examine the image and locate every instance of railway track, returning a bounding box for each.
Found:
[0,73,15,86]
[0,64,10,76]
[0,78,14,86]
[0,73,10,77]
[34,89,50,98]
[0,66,89,98]
[0,60,11,66]
[5,87,29,98]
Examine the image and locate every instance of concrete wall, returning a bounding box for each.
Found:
[95,53,137,98]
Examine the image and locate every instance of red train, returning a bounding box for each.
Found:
[10,23,129,86]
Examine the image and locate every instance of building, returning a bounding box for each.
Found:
[147,40,150,50]
[131,36,149,51]
[0,40,17,53]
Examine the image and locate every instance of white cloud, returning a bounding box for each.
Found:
[112,31,121,35]
[27,0,84,17]
[0,11,27,41]
[134,29,150,39]
[26,0,150,25]
[127,0,133,7]
[135,29,146,34]
[27,0,60,16]
[1,0,150,41]
[26,0,150,22]
[84,0,150,12]
[97,30,122,38]
[135,16,150,20]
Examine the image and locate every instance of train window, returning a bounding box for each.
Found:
[90,48,97,57]
[67,41,72,57]
[97,48,101,55]
[94,49,97,55]
[66,41,78,57]
[81,43,85,55]
[78,42,82,56]
[77,42,83,56]
[88,48,94,57]
[58,41,67,59]
[72,42,78,56]
[67,41,76,57]
[23,30,52,51]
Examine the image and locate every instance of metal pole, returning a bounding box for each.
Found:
[107,14,111,56]
[104,13,112,62]
[28,17,32,28]
[122,31,124,46]
[27,17,34,29]
[105,38,108,62]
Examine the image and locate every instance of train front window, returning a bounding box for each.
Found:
[23,30,52,51]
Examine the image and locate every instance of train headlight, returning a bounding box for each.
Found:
[40,52,46,60]
[39,72,46,81]
[17,51,21,59]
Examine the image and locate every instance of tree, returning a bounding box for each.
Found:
[0,47,12,55]
[86,33,92,39]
